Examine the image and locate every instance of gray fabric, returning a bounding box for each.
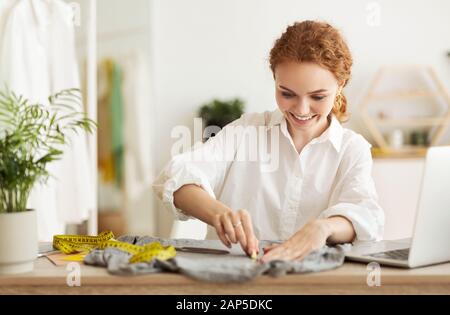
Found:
[84,235,348,283]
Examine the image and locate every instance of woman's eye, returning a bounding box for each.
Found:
[281,92,294,98]
[311,95,326,101]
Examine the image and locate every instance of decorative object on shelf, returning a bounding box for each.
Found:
[198,98,245,140]
[388,129,404,149]
[410,130,429,147]
[0,88,96,274]
[359,66,450,158]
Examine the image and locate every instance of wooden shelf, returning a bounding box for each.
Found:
[372,146,427,159]
[368,88,436,101]
[374,117,447,126]
[359,66,450,151]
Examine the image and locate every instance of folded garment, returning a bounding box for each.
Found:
[84,235,348,283]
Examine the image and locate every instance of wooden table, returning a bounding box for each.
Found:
[0,257,449,294]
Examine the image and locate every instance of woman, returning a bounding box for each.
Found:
[153,20,384,262]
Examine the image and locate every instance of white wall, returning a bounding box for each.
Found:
[150,0,450,237]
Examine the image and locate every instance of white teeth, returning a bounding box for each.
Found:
[293,113,313,121]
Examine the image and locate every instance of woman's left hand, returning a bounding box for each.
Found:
[260,219,331,262]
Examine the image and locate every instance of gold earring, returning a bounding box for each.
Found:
[335,93,343,110]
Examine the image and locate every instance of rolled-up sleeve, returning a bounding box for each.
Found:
[319,136,385,241]
[152,120,240,221]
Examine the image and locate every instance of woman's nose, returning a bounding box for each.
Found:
[294,99,311,115]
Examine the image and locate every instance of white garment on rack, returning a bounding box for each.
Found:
[0,0,95,241]
[0,0,16,46]
[121,51,154,203]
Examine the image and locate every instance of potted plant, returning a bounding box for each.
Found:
[198,98,245,140]
[0,88,95,274]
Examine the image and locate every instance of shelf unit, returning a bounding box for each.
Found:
[359,66,450,158]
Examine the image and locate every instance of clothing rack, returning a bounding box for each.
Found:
[85,0,97,235]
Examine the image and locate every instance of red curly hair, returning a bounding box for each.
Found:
[269,20,353,122]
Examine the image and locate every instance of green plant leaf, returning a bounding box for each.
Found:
[198,98,245,129]
[0,87,96,213]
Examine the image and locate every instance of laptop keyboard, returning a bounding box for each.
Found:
[366,248,410,261]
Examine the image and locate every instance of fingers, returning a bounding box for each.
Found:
[263,243,280,253]
[260,245,286,262]
[261,241,313,263]
[213,209,259,256]
[232,211,248,251]
[294,249,310,262]
[239,209,258,256]
[212,215,231,248]
[261,246,300,262]
[222,215,237,244]
[255,238,260,255]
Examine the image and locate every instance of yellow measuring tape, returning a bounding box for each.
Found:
[53,231,176,263]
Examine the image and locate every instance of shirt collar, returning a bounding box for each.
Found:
[266,109,343,153]
[313,115,343,152]
[267,108,285,129]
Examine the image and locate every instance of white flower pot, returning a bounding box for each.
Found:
[0,210,38,274]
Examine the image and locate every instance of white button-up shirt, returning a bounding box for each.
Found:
[153,109,384,241]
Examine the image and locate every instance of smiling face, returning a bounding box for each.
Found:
[274,61,341,141]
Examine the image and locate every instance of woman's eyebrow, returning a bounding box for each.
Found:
[279,85,296,94]
[279,85,328,94]
[307,89,328,94]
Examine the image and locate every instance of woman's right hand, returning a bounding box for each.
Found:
[172,185,259,256]
[212,209,259,257]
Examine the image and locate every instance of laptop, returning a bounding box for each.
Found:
[345,146,450,268]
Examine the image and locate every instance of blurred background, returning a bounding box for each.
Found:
[2,0,449,242]
[69,0,450,241]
